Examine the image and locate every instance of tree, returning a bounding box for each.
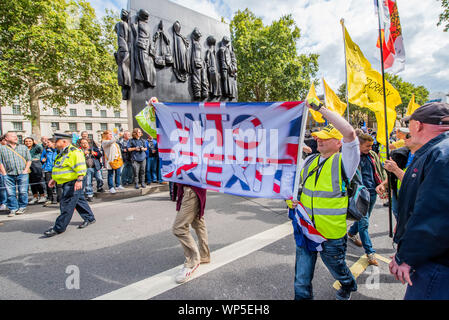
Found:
[0,0,121,138]
[437,0,449,31]
[230,9,319,102]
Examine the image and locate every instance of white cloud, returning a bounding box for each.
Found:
[90,0,449,95]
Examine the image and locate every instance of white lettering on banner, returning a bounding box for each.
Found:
[155,102,306,199]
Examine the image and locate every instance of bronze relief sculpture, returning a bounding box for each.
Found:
[204,36,221,99]
[114,9,132,100]
[172,21,191,82]
[191,27,209,100]
[153,20,173,68]
[217,36,238,100]
[132,9,156,87]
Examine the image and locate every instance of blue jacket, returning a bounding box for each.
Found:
[41,147,58,172]
[395,131,449,268]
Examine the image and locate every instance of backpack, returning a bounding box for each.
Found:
[342,163,371,221]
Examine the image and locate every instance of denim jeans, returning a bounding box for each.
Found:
[157,157,162,182]
[85,168,95,196]
[294,235,357,300]
[4,174,29,211]
[121,161,134,185]
[404,262,449,300]
[146,157,158,183]
[93,168,104,190]
[348,192,377,255]
[107,167,122,189]
[0,175,7,205]
[391,192,399,222]
[54,180,95,233]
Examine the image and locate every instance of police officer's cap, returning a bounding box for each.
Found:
[53,133,72,141]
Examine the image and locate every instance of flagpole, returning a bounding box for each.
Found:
[376,0,394,238]
[292,103,310,198]
[341,18,350,124]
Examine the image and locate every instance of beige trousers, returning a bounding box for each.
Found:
[172,187,210,268]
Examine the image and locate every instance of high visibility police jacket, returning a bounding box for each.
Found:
[299,153,348,239]
[52,145,87,185]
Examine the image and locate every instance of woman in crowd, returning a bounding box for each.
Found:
[101,130,125,194]
[127,128,147,189]
[24,137,46,204]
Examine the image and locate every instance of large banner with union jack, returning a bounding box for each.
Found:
[154,101,306,199]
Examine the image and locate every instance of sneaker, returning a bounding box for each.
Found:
[135,183,140,189]
[348,233,363,247]
[87,196,93,202]
[51,200,58,204]
[43,200,52,207]
[28,198,38,205]
[141,183,146,188]
[336,288,352,300]
[175,263,200,284]
[8,210,17,217]
[116,185,125,190]
[38,196,47,204]
[97,188,105,193]
[367,253,379,266]
[0,204,7,211]
[109,187,117,194]
[16,207,26,215]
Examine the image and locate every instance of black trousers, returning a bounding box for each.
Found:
[44,172,61,202]
[53,180,95,233]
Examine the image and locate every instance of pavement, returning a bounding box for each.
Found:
[0,189,407,300]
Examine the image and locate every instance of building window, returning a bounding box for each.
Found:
[100,110,107,118]
[88,134,93,141]
[70,109,77,117]
[86,109,92,117]
[12,122,23,131]
[68,97,76,104]
[53,108,60,116]
[17,135,23,144]
[100,123,108,131]
[85,123,92,130]
[12,105,21,115]
[114,111,120,118]
[51,122,60,130]
[115,123,122,130]
[69,123,77,131]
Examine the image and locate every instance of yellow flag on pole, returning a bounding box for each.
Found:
[406,94,421,116]
[323,78,347,116]
[342,23,402,146]
[306,83,325,123]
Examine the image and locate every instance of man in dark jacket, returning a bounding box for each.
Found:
[390,102,449,300]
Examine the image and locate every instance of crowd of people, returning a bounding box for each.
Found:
[0,128,164,217]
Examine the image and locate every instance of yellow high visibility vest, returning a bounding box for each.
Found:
[378,145,387,165]
[52,145,87,185]
[299,153,348,239]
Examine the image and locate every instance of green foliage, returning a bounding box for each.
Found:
[0,0,121,135]
[385,74,429,117]
[437,0,449,31]
[230,9,319,102]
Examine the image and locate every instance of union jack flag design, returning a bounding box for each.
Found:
[288,202,327,251]
[153,101,306,199]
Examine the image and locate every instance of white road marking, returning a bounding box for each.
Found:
[93,221,293,300]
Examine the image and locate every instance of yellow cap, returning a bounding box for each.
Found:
[311,124,343,140]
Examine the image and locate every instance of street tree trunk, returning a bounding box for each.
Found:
[29,84,41,140]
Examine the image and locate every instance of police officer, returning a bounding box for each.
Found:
[44,133,96,237]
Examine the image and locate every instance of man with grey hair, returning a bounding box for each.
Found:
[0,132,31,216]
[390,102,449,300]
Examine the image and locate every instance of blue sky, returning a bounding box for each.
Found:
[91,0,449,97]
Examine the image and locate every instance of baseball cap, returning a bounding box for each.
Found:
[53,133,72,141]
[407,102,449,125]
[311,124,343,140]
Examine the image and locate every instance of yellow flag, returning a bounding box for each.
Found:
[406,94,421,116]
[342,23,402,146]
[306,83,325,123]
[323,78,347,116]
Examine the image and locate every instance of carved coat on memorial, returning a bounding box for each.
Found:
[132,9,156,87]
[204,36,221,99]
[191,28,209,100]
[114,9,132,100]
[217,36,237,100]
[172,21,191,82]
[153,20,173,68]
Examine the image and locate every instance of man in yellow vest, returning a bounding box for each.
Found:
[44,133,96,237]
[291,98,360,300]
